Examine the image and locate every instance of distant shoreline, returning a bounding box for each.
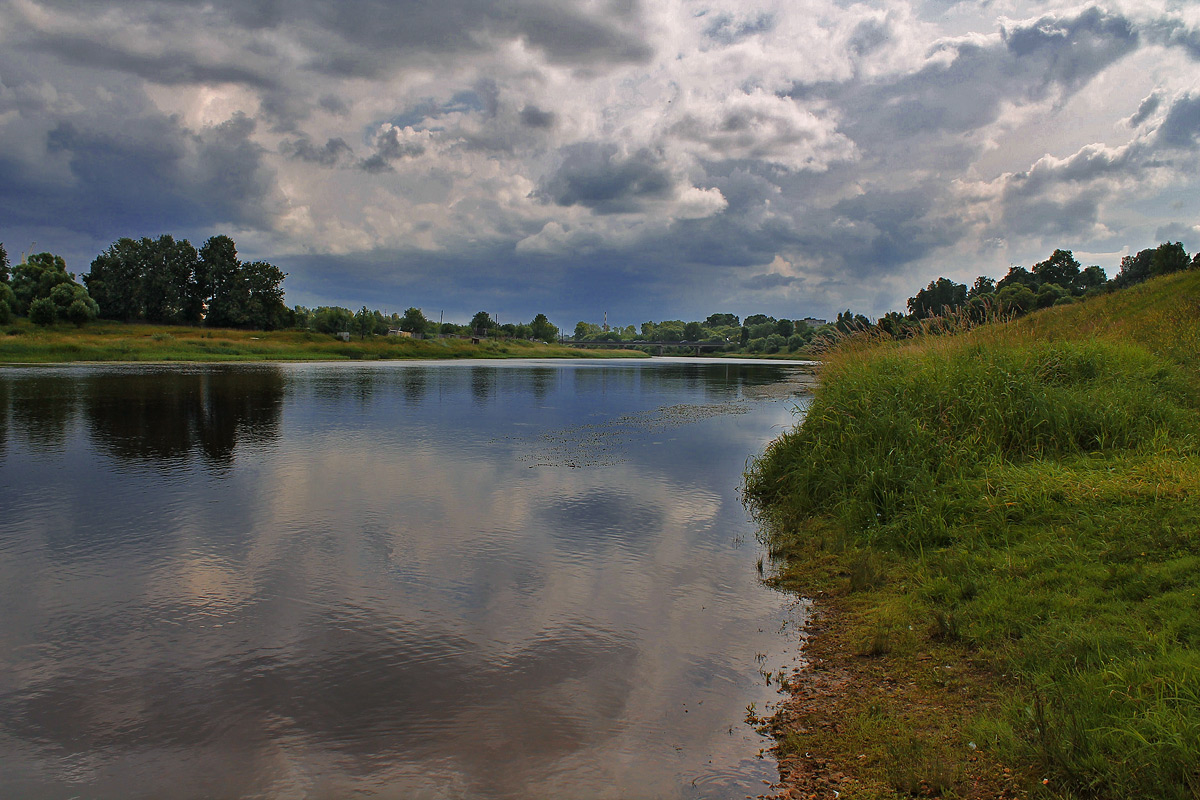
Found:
[0,320,651,364]
[0,320,834,366]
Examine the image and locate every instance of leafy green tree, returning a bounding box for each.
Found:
[29,296,57,326]
[574,321,602,339]
[353,306,373,339]
[1036,282,1068,309]
[1032,249,1081,291]
[12,252,74,314]
[0,242,9,284]
[143,236,202,323]
[198,237,288,329]
[199,236,245,327]
[1150,242,1190,277]
[998,284,1036,314]
[530,313,557,342]
[775,319,794,337]
[683,321,703,340]
[39,281,99,326]
[241,261,289,330]
[967,276,995,298]
[744,313,774,327]
[908,277,966,319]
[86,238,149,320]
[1079,265,1107,292]
[400,307,430,335]
[739,326,750,346]
[835,310,870,333]
[641,321,657,338]
[658,324,684,342]
[997,265,1038,292]
[0,282,16,314]
[65,298,98,326]
[313,306,353,334]
[876,311,909,338]
[705,312,739,327]
[0,300,10,325]
[471,311,494,335]
[1115,248,1153,288]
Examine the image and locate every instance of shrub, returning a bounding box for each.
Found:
[29,296,57,326]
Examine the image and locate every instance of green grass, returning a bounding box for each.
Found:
[746,269,1200,798]
[0,320,648,363]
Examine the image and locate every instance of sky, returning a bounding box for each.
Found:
[1,0,1199,328]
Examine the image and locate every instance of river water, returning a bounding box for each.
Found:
[0,358,812,800]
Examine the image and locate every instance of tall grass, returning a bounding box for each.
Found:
[746,269,1200,797]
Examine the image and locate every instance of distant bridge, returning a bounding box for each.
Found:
[564,340,728,356]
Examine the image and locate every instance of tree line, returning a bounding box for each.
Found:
[570,240,1200,353]
[0,235,561,342]
[292,306,559,342]
[0,235,288,330]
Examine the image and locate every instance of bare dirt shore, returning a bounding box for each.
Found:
[753,590,1031,800]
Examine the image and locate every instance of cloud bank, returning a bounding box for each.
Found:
[1,0,1199,323]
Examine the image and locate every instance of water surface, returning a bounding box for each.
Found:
[0,358,811,799]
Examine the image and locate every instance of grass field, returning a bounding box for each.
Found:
[0,320,648,363]
[745,270,1200,799]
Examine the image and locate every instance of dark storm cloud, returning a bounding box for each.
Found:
[1154,93,1200,150]
[519,106,557,129]
[23,33,278,90]
[318,94,350,116]
[280,136,354,167]
[15,0,654,89]
[1153,223,1200,252]
[796,7,1138,158]
[1127,92,1162,127]
[848,17,891,57]
[287,0,653,76]
[537,144,677,214]
[828,186,963,270]
[1,92,276,238]
[702,12,776,45]
[357,127,426,173]
[1143,17,1200,61]
[1001,189,1104,238]
[741,273,797,290]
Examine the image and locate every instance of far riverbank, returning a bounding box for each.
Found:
[0,320,649,363]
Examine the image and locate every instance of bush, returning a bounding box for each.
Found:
[29,296,57,326]
[65,298,96,327]
[0,300,10,325]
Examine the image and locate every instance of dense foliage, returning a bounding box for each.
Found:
[85,234,289,329]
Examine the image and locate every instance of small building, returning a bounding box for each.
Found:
[387,329,413,337]
[336,331,351,342]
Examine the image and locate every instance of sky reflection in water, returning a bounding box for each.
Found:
[0,359,812,799]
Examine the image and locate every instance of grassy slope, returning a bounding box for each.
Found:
[745,270,1200,799]
[0,320,647,362]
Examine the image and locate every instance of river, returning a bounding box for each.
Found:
[0,358,812,799]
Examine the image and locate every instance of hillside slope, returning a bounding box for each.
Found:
[746,270,1200,799]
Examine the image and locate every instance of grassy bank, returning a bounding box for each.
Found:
[745,270,1200,799]
[0,320,647,363]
